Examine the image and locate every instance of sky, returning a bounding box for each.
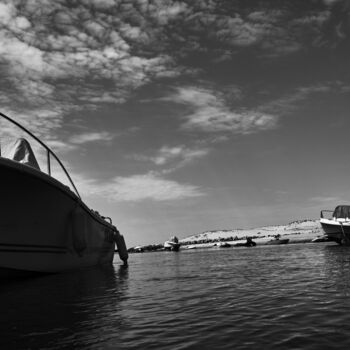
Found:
[1,0,350,247]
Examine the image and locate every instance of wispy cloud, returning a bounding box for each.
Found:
[135,145,209,166]
[0,0,344,143]
[183,108,278,134]
[0,107,116,161]
[182,5,333,60]
[259,82,349,116]
[1,0,348,203]
[0,0,184,146]
[76,172,205,202]
[0,107,66,142]
[166,86,278,134]
[153,145,209,165]
[310,196,342,204]
[323,0,342,6]
[68,132,115,145]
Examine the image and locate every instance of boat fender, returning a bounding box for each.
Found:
[114,229,128,265]
[72,206,87,256]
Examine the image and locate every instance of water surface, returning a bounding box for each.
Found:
[1,243,350,349]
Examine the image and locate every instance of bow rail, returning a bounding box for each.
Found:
[0,111,81,199]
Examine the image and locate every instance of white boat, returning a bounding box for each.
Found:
[0,112,128,275]
[267,235,289,245]
[217,242,231,248]
[320,205,350,245]
[311,236,330,243]
[164,236,180,251]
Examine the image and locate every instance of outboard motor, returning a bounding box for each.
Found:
[114,227,128,266]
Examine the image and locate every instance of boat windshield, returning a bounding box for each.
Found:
[333,205,350,219]
[0,111,81,199]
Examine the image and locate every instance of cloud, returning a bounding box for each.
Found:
[183,107,277,134]
[0,0,187,148]
[179,4,336,60]
[150,145,209,165]
[259,82,347,116]
[166,86,278,134]
[0,0,345,185]
[310,196,342,203]
[0,107,65,141]
[78,91,126,104]
[323,0,342,6]
[0,0,340,128]
[0,106,116,161]
[77,172,205,202]
[149,1,188,25]
[133,145,209,171]
[68,131,115,145]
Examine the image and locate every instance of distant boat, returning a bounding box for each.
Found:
[268,238,289,245]
[217,242,231,248]
[320,205,350,245]
[234,237,256,247]
[267,235,289,245]
[0,112,128,275]
[133,246,145,253]
[311,236,330,243]
[164,236,180,251]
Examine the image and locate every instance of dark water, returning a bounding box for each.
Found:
[2,243,350,349]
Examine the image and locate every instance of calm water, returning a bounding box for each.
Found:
[2,243,350,349]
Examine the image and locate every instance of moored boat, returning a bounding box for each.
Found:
[0,112,128,274]
[320,205,350,245]
[311,236,331,243]
[267,235,289,245]
[217,242,231,248]
[164,236,180,251]
[268,238,289,245]
[234,237,257,247]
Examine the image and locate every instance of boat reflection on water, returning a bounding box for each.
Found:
[0,263,129,349]
[323,245,350,296]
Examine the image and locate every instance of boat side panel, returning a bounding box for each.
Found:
[320,221,350,244]
[320,222,350,234]
[0,164,115,272]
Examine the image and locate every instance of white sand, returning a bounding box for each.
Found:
[180,219,327,248]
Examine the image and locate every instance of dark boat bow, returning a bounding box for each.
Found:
[0,111,128,273]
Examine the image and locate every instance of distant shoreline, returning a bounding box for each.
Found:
[129,219,331,253]
[180,219,324,248]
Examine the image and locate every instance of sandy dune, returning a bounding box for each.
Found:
[180,219,327,248]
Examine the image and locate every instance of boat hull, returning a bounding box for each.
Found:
[268,239,289,245]
[164,241,180,251]
[234,242,257,247]
[320,219,350,244]
[0,158,115,273]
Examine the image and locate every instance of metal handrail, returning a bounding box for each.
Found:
[0,111,81,199]
[101,216,112,224]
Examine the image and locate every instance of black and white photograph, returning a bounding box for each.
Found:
[1,0,350,349]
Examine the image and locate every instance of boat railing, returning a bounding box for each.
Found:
[101,216,112,224]
[0,111,81,199]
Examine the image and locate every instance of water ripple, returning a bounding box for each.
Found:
[3,244,350,349]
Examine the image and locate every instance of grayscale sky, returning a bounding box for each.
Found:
[1,0,350,246]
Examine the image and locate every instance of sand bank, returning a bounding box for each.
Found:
[180,219,330,249]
